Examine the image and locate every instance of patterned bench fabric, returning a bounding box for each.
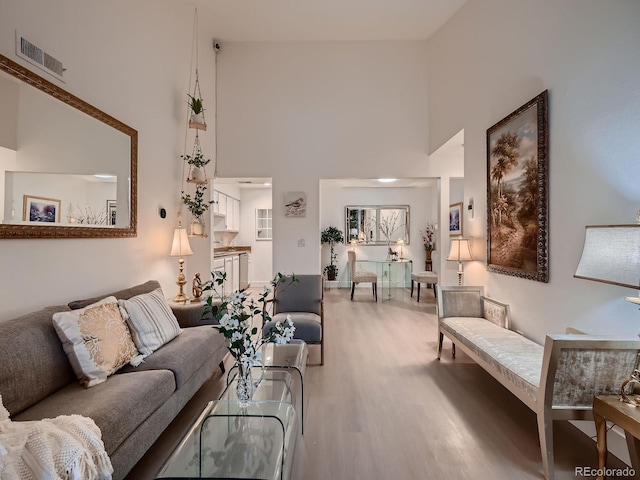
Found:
[441,317,543,402]
[552,348,638,407]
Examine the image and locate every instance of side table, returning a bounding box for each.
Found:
[157,371,298,480]
[227,340,308,433]
[593,395,640,480]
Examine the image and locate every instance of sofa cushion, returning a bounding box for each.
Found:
[52,297,143,388]
[68,280,161,310]
[117,326,220,388]
[0,305,77,416]
[13,369,175,455]
[440,316,543,402]
[118,288,182,356]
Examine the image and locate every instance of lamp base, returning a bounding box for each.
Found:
[174,258,189,303]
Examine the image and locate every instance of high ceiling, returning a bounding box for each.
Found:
[189,0,467,42]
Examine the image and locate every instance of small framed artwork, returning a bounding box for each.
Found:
[23,195,61,223]
[449,202,463,237]
[284,192,306,217]
[106,200,117,226]
[487,90,548,282]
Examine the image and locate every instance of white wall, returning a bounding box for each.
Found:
[0,0,217,320]
[216,41,431,275]
[428,0,640,342]
[233,188,273,286]
[320,183,438,287]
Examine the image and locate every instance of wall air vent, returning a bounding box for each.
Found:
[15,32,65,82]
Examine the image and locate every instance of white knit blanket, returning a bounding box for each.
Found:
[0,395,113,480]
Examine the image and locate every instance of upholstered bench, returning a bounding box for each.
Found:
[436,285,640,480]
[410,271,438,301]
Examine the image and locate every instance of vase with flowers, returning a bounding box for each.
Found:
[420,223,437,261]
[202,272,297,406]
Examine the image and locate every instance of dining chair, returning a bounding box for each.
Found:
[348,251,377,301]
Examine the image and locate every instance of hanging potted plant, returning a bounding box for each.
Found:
[187,94,206,129]
[182,151,210,185]
[321,226,344,281]
[181,184,213,236]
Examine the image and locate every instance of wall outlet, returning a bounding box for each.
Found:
[297,238,305,247]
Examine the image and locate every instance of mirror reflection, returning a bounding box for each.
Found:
[345,205,410,245]
[0,54,136,238]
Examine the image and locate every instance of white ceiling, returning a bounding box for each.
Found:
[188,0,467,42]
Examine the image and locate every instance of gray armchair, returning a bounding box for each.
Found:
[263,274,324,365]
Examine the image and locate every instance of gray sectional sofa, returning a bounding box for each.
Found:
[0,280,227,480]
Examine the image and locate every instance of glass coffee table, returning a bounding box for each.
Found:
[227,340,308,434]
[157,370,297,480]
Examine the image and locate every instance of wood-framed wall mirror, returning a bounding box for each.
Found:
[345,205,410,245]
[0,54,137,239]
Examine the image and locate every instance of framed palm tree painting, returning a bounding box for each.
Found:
[487,90,548,282]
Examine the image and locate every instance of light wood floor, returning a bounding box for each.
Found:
[127,286,633,480]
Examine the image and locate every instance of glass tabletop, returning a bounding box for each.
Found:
[157,399,297,480]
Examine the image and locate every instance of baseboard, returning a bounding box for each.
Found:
[571,420,631,466]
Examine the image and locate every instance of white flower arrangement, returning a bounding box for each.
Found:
[203,272,297,370]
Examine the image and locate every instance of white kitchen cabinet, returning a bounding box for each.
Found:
[231,198,240,231]
[212,190,240,232]
[224,256,234,295]
[232,255,240,292]
[211,258,225,299]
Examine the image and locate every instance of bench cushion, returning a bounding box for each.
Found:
[441,317,543,402]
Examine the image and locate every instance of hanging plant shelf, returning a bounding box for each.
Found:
[188,119,207,131]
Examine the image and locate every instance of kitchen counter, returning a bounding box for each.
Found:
[213,246,251,258]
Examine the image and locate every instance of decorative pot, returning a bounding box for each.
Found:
[190,112,204,124]
[236,363,254,407]
[426,250,432,261]
[190,218,204,236]
[327,270,336,281]
[187,166,207,185]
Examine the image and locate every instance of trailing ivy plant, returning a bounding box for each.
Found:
[181,151,211,168]
[181,184,213,218]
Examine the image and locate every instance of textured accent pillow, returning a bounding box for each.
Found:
[118,288,182,356]
[52,296,143,388]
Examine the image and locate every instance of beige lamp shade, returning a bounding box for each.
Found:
[447,238,473,262]
[170,227,194,257]
[574,225,640,289]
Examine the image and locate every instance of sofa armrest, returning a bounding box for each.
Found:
[170,300,221,328]
[481,296,510,329]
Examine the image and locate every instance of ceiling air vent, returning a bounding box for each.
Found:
[15,32,65,81]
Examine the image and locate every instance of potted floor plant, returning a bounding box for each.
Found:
[321,226,344,281]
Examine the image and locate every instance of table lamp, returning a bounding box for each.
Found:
[447,238,473,285]
[170,224,194,303]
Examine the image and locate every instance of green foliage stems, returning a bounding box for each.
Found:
[181,152,211,168]
[187,94,204,114]
[181,184,213,218]
[321,226,344,276]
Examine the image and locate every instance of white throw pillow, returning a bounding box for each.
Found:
[118,288,182,356]
[52,296,143,387]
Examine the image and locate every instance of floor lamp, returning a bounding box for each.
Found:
[170,224,194,303]
[447,238,473,286]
